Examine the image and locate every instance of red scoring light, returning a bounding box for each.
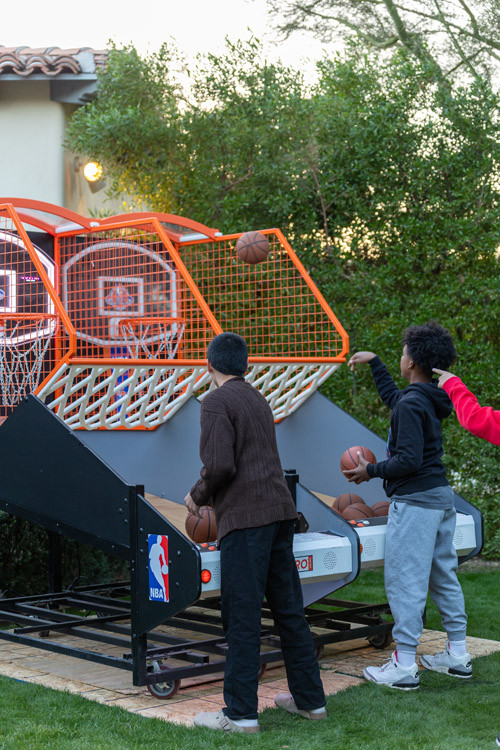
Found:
[201,569,211,583]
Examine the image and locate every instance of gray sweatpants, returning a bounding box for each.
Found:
[385,500,467,652]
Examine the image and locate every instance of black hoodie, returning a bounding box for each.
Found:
[366,356,453,497]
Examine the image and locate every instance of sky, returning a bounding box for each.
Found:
[3,0,330,76]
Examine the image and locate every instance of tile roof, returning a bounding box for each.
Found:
[0,46,108,77]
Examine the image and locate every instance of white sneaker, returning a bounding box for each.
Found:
[364,652,419,690]
[420,647,472,678]
[193,710,260,733]
[274,692,327,720]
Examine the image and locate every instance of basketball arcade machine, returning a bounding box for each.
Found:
[0,199,482,696]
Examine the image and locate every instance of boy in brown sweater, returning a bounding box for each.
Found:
[185,332,326,734]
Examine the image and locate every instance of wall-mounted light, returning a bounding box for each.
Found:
[82,161,105,193]
[83,161,104,183]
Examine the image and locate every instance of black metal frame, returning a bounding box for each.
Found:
[4,393,482,695]
[0,582,393,688]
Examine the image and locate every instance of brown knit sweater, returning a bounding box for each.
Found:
[190,377,297,541]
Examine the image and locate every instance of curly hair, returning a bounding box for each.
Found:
[403,322,457,377]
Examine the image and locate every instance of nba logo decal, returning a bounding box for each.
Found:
[148,535,169,603]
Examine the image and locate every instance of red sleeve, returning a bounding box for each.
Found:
[443,377,500,446]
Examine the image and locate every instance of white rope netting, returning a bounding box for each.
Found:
[118,318,186,360]
[0,316,56,407]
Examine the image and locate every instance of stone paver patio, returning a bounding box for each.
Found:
[1,628,499,726]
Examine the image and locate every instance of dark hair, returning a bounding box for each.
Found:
[403,322,457,377]
[207,332,248,376]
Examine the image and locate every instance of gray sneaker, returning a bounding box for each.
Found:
[364,652,420,690]
[193,710,260,733]
[420,647,472,678]
[274,693,327,720]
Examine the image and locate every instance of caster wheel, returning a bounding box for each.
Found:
[258,663,267,680]
[368,630,393,649]
[315,644,324,660]
[147,678,180,699]
[146,660,181,699]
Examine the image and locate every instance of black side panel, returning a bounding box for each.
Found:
[77,397,202,503]
[0,396,132,558]
[130,493,201,637]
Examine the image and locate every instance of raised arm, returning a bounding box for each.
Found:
[368,356,403,409]
[433,370,500,446]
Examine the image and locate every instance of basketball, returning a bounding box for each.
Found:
[236,231,270,265]
[342,503,374,520]
[340,445,376,472]
[333,493,366,514]
[371,501,390,517]
[185,506,217,543]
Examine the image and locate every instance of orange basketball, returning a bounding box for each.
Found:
[333,493,366,514]
[371,501,390,517]
[340,445,376,472]
[185,506,217,543]
[236,231,270,265]
[342,503,374,520]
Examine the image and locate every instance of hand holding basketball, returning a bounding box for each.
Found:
[341,445,376,485]
[185,506,217,543]
[340,446,376,472]
[184,492,201,517]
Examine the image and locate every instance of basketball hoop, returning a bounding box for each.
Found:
[117,317,186,360]
[0,313,57,407]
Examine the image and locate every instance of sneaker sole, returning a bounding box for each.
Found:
[420,657,472,678]
[363,669,419,690]
[274,701,327,720]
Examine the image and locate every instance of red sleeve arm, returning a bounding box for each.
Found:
[443,377,500,446]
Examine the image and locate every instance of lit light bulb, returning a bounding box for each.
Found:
[83,162,103,182]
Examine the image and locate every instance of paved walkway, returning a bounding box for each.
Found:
[0,629,499,726]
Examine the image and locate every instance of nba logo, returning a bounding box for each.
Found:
[148,535,169,603]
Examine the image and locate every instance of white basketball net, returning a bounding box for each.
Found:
[0,316,56,407]
[118,318,186,360]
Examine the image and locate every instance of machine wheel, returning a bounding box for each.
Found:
[146,660,181,699]
[368,630,393,649]
[147,676,180,699]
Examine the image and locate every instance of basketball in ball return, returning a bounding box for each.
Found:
[0,199,482,698]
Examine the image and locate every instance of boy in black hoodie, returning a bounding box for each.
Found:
[345,323,471,690]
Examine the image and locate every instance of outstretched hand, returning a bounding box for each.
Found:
[432,368,456,388]
[343,453,371,484]
[348,351,377,372]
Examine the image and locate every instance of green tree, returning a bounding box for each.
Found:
[67,39,314,231]
[266,0,500,82]
[66,42,500,555]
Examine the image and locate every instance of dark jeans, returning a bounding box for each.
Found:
[219,520,325,720]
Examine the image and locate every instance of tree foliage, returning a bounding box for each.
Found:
[66,42,500,555]
[266,0,500,83]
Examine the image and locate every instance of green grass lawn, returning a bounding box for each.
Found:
[0,566,498,750]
